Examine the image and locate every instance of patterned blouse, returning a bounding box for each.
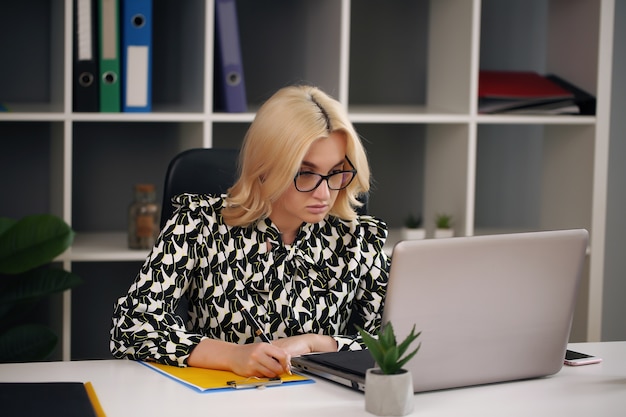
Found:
[110,194,390,367]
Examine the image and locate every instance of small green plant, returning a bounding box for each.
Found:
[357,323,421,375]
[435,213,452,229]
[404,213,422,229]
[0,214,82,362]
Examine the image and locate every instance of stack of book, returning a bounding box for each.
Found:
[478,70,596,115]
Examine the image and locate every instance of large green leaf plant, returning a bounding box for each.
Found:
[0,214,82,362]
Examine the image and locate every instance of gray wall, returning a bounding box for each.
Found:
[603,2,626,341]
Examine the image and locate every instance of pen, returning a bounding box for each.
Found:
[240,307,292,375]
[240,307,272,343]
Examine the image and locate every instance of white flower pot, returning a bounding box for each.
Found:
[434,228,454,239]
[401,227,426,240]
[364,368,414,416]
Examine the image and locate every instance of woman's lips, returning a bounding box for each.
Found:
[307,204,328,215]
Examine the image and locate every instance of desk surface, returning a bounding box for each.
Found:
[1,342,624,417]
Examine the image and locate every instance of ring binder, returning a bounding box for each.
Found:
[214,0,247,113]
[73,0,99,112]
[98,0,121,112]
[121,0,153,112]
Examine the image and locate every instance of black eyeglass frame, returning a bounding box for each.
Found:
[293,156,357,192]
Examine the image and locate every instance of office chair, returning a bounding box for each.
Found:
[160,148,239,229]
[160,147,368,229]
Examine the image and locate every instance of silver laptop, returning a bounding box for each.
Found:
[291,229,588,392]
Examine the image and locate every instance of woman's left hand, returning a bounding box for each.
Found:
[273,334,338,356]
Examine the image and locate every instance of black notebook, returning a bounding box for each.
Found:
[0,382,99,417]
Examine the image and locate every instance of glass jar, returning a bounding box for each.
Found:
[128,183,160,249]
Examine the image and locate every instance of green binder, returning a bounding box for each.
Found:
[98,0,121,112]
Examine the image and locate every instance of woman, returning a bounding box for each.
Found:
[110,85,390,378]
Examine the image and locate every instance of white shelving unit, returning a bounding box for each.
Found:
[0,0,613,360]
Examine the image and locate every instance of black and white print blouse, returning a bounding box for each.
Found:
[110,194,390,367]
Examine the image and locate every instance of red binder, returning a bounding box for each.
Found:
[478,70,577,114]
[479,70,573,99]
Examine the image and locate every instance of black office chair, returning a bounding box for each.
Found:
[160,148,239,229]
[160,147,368,229]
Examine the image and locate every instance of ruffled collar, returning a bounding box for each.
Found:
[249,218,327,289]
[255,217,317,253]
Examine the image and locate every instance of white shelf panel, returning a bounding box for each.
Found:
[210,112,257,123]
[349,105,471,124]
[57,232,150,262]
[475,114,597,125]
[0,108,66,121]
[69,113,208,123]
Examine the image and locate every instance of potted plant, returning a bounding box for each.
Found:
[401,214,425,240]
[434,213,454,238]
[0,214,82,362]
[358,323,421,416]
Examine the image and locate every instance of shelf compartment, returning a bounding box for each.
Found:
[211,122,250,149]
[0,121,65,218]
[475,124,594,233]
[349,0,429,108]
[236,0,343,108]
[422,124,472,237]
[355,123,426,229]
[71,122,204,232]
[480,0,601,99]
[152,0,207,113]
[70,261,142,360]
[0,1,64,112]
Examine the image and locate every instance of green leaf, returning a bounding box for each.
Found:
[396,345,421,370]
[382,346,400,374]
[0,214,74,275]
[357,326,386,366]
[0,218,16,237]
[0,268,82,307]
[0,324,57,362]
[397,325,421,357]
[357,323,422,375]
[380,323,396,348]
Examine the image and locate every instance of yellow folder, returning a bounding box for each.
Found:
[140,361,312,392]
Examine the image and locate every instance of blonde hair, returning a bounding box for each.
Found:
[222,85,370,227]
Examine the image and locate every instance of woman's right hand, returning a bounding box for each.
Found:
[188,338,291,377]
[228,342,292,377]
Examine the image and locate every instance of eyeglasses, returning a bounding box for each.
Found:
[293,157,357,192]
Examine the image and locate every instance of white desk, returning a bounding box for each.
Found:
[1,342,624,417]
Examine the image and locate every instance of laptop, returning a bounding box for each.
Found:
[291,229,588,392]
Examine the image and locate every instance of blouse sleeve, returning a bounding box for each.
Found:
[333,216,390,351]
[109,194,214,367]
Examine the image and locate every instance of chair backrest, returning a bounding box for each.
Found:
[160,147,368,229]
[160,148,239,229]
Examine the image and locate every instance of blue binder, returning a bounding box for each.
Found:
[214,0,247,113]
[121,0,152,112]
